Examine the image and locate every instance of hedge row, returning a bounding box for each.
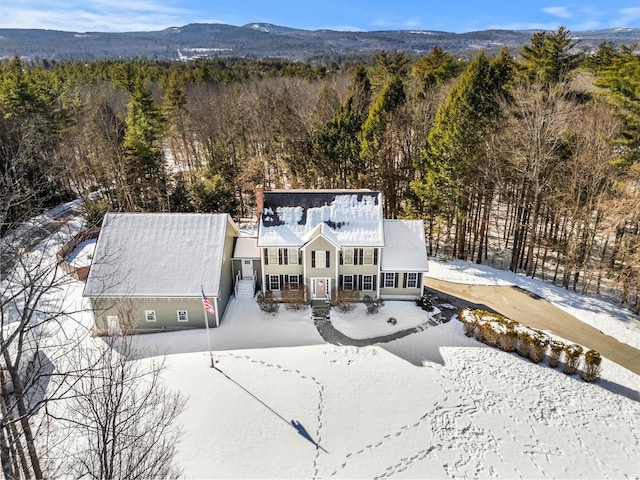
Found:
[459,308,602,382]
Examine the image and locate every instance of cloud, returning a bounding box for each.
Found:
[542,6,573,19]
[0,0,195,32]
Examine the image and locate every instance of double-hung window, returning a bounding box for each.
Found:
[363,248,374,265]
[288,275,299,290]
[267,248,279,264]
[362,275,374,291]
[406,273,418,288]
[342,275,354,290]
[288,248,299,265]
[384,272,396,288]
[145,310,156,322]
[343,248,354,265]
[269,275,281,291]
[177,310,188,322]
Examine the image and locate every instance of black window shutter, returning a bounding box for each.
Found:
[264,249,269,265]
[394,272,399,288]
[311,251,316,268]
[326,251,330,268]
[283,248,288,265]
[299,274,304,286]
[373,249,378,265]
[265,274,270,289]
[339,275,343,287]
[278,249,283,265]
[339,251,343,265]
[403,273,407,288]
[299,250,303,264]
[417,273,422,290]
[359,249,364,265]
[373,275,377,291]
[279,275,285,289]
[358,275,363,291]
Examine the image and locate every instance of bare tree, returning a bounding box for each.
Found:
[59,324,186,480]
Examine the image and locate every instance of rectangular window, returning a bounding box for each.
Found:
[288,275,299,290]
[362,275,373,291]
[363,248,374,265]
[343,248,354,265]
[268,248,278,265]
[342,275,353,290]
[315,250,326,269]
[287,248,298,265]
[406,272,418,289]
[384,272,396,288]
[145,310,156,322]
[177,310,188,322]
[269,275,281,291]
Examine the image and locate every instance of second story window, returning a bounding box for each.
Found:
[312,250,330,268]
[267,248,279,264]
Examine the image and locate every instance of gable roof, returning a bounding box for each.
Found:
[83,213,238,298]
[381,220,429,272]
[257,190,384,247]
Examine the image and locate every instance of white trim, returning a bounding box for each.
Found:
[269,275,281,291]
[363,248,374,266]
[343,248,354,265]
[362,275,374,291]
[406,272,418,289]
[342,274,354,290]
[288,247,299,265]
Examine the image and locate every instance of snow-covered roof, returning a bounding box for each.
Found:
[83,213,237,298]
[258,190,384,247]
[381,220,429,272]
[233,236,260,258]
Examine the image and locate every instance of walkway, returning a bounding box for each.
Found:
[424,277,640,376]
[313,316,440,347]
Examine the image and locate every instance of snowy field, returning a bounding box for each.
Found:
[14,211,640,479]
[121,263,640,479]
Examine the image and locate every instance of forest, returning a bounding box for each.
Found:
[1,26,639,314]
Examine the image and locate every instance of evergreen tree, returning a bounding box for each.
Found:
[520,26,582,85]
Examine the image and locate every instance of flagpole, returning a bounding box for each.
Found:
[201,285,215,368]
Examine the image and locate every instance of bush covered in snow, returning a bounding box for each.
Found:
[549,340,564,368]
[363,295,384,315]
[257,290,279,315]
[415,295,434,312]
[563,344,583,375]
[581,349,602,382]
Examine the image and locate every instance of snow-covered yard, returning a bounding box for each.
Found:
[122,268,640,479]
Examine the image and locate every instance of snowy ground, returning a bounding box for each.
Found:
[65,238,96,268]
[121,265,640,479]
[14,209,640,479]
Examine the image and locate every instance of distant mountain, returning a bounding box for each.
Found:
[0,23,638,62]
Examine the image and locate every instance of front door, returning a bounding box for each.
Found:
[241,259,253,279]
[312,278,330,300]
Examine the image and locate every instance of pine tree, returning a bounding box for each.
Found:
[520,26,582,85]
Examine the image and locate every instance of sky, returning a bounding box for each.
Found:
[2,0,639,34]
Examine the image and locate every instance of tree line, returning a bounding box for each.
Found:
[1,27,639,314]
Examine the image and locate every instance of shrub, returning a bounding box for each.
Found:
[363,295,384,315]
[581,349,602,383]
[549,340,564,368]
[331,288,359,313]
[281,284,307,311]
[563,343,583,375]
[257,290,279,315]
[527,330,549,363]
[458,308,477,337]
[497,327,518,352]
[477,321,499,346]
[516,330,531,358]
[415,295,434,312]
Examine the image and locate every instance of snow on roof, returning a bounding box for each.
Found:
[233,236,260,258]
[83,213,236,298]
[381,220,429,272]
[258,190,384,247]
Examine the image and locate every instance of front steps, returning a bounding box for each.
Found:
[311,299,331,321]
[235,280,255,298]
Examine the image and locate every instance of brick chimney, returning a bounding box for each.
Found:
[255,185,264,222]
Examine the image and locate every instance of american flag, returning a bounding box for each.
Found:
[202,290,215,314]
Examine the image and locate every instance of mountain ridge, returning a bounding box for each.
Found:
[1,23,638,62]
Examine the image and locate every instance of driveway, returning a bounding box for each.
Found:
[424,277,640,376]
